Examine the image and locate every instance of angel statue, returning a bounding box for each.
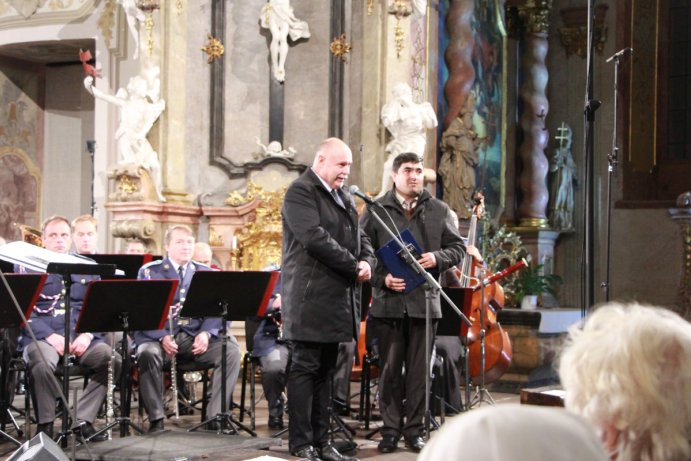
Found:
[255,138,296,160]
[84,67,166,202]
[378,82,438,196]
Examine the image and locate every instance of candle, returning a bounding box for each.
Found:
[231,235,237,250]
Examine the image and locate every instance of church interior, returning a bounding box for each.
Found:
[0,0,689,459]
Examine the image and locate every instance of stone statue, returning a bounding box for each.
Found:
[254,137,296,160]
[438,92,479,219]
[549,123,577,231]
[378,82,438,196]
[259,0,311,83]
[117,0,145,59]
[84,67,166,202]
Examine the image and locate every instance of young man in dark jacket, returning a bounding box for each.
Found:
[361,152,466,454]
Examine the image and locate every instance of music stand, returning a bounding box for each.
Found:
[182,271,278,437]
[0,274,46,446]
[88,254,154,280]
[76,279,177,439]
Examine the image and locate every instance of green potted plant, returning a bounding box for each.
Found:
[513,263,562,309]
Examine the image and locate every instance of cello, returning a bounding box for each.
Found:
[458,194,519,384]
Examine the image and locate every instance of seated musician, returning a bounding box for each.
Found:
[134,224,241,433]
[18,215,122,441]
[251,272,288,429]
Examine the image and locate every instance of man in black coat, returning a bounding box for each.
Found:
[361,152,466,454]
[281,138,376,461]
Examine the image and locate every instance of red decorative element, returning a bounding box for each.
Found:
[79,49,101,78]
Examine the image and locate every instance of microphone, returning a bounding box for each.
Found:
[349,185,376,205]
[606,47,633,63]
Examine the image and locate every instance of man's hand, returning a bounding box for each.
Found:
[356,261,372,282]
[467,245,483,263]
[70,333,92,357]
[192,332,210,355]
[417,252,437,269]
[272,294,281,310]
[161,335,178,357]
[385,273,406,292]
[45,333,66,356]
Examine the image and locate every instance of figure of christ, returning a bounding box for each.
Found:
[259,0,311,83]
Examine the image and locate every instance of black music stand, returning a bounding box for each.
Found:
[183,271,278,437]
[0,274,46,446]
[88,254,154,279]
[76,279,177,439]
[438,288,472,415]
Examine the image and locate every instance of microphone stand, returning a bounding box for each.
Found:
[601,48,631,302]
[581,0,601,316]
[363,203,471,441]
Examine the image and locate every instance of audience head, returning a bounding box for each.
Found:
[193,242,213,267]
[164,225,195,266]
[559,302,691,461]
[312,137,352,190]
[418,404,608,461]
[42,215,72,254]
[124,238,147,255]
[71,214,98,254]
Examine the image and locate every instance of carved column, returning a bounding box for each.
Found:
[516,0,552,228]
[443,0,475,129]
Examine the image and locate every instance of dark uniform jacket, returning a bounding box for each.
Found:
[281,169,376,343]
[360,188,466,319]
[133,257,219,345]
[17,266,102,350]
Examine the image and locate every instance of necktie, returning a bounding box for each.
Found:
[178,266,184,282]
[331,189,345,208]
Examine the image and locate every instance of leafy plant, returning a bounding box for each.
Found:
[513,263,562,301]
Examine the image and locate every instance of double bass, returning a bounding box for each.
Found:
[458,195,522,384]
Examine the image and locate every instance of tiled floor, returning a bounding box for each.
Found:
[0,377,520,460]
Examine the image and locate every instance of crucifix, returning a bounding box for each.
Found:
[555,122,570,149]
[260,0,311,143]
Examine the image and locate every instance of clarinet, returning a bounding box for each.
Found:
[106,345,115,440]
[168,312,180,419]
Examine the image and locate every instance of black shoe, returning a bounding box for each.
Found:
[377,434,398,453]
[36,422,54,439]
[80,421,109,442]
[148,418,165,433]
[268,414,284,429]
[293,445,323,461]
[318,443,359,461]
[404,435,425,453]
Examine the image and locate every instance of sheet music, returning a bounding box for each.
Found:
[0,241,99,273]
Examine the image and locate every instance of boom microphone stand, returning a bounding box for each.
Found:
[601,47,633,302]
[363,202,471,441]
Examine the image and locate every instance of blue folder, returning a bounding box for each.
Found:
[375,229,428,294]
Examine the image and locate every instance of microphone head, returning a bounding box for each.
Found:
[349,185,360,195]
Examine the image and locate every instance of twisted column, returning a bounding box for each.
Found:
[517,0,552,227]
